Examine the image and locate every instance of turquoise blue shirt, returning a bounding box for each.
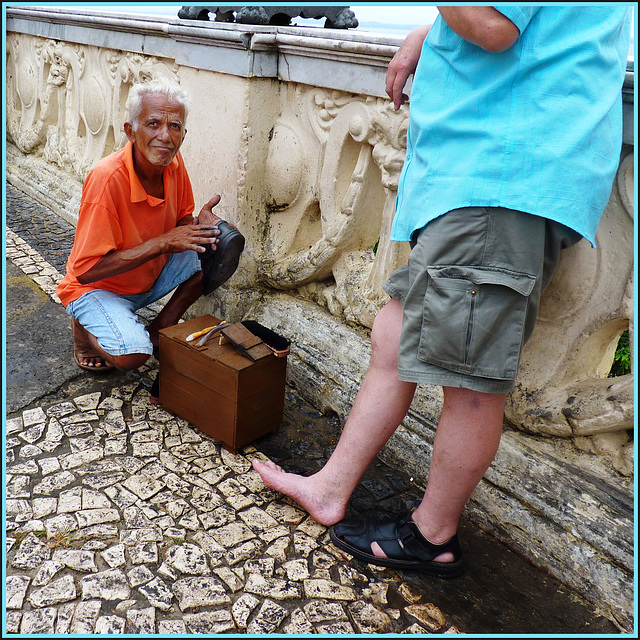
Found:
[391,6,631,247]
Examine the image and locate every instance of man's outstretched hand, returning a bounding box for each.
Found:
[196,194,223,227]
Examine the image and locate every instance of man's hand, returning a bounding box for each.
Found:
[76,219,219,285]
[386,25,431,111]
[195,194,223,227]
[161,222,220,255]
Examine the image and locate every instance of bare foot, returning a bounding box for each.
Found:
[252,459,347,526]
[72,319,113,370]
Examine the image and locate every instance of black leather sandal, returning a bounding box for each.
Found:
[329,512,464,578]
[200,221,245,295]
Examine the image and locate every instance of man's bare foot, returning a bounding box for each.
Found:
[252,459,347,526]
[72,319,113,370]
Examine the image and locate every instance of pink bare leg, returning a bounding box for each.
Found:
[254,295,507,566]
[253,298,417,525]
[371,387,506,562]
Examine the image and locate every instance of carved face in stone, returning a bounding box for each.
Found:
[124,92,187,173]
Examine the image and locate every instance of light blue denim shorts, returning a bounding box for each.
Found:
[383,207,582,394]
[66,250,201,356]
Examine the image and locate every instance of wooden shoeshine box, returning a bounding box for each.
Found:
[158,315,287,453]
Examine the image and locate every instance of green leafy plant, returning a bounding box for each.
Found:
[609,330,631,377]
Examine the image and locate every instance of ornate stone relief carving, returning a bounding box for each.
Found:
[261,85,410,327]
[506,147,635,475]
[6,33,180,181]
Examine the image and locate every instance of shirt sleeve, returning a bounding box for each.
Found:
[493,6,540,34]
[69,170,125,277]
[71,202,123,277]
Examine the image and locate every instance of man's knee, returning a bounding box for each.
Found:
[443,386,507,410]
[370,299,403,366]
[109,352,151,371]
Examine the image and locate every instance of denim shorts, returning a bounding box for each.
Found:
[383,207,582,394]
[67,250,201,356]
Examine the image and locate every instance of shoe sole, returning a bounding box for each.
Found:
[201,223,245,295]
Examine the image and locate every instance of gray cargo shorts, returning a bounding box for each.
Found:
[383,206,582,394]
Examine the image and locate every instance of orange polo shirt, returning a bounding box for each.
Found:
[57,142,195,307]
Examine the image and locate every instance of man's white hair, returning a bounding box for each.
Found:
[125,77,191,130]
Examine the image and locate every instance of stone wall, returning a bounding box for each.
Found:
[5,6,635,630]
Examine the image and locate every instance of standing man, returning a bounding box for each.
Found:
[253,6,631,576]
[57,77,235,373]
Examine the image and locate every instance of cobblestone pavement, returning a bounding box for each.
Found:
[4,184,620,635]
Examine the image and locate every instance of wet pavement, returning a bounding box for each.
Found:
[3,183,622,635]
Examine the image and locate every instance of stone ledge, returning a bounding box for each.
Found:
[6,6,405,98]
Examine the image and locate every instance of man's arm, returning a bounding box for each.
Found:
[385,7,520,110]
[386,25,431,111]
[436,6,520,53]
[77,194,223,285]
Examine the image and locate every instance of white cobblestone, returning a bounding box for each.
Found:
[11,533,51,569]
[33,561,66,587]
[22,407,47,427]
[20,607,57,634]
[81,569,130,601]
[7,575,32,609]
[28,575,78,608]
[69,599,101,634]
[138,576,174,611]
[158,619,187,633]
[173,576,232,610]
[247,598,288,634]
[164,542,210,574]
[52,549,98,573]
[95,615,126,634]
[126,606,156,634]
[100,543,127,568]
[183,609,236,634]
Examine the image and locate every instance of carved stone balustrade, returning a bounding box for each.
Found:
[5,6,635,630]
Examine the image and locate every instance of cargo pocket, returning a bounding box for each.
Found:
[418,265,537,380]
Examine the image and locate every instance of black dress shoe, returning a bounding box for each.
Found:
[200,221,245,295]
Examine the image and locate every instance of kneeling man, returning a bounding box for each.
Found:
[57,77,229,372]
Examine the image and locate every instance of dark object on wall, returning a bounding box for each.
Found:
[178,6,358,29]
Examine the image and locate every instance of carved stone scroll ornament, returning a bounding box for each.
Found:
[505,149,635,476]
[261,86,410,327]
[6,33,181,181]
